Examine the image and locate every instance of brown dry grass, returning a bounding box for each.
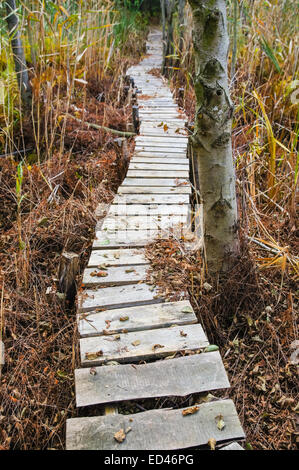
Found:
[0,75,135,450]
[145,234,298,450]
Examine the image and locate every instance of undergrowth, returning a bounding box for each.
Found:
[146,236,297,450]
[0,0,147,450]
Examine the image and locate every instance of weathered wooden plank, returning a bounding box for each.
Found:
[139,123,186,128]
[77,300,196,338]
[137,87,171,91]
[139,113,181,119]
[137,121,185,127]
[122,178,190,187]
[109,204,188,216]
[134,154,187,161]
[139,108,179,114]
[139,105,178,110]
[138,101,177,107]
[130,157,189,165]
[139,120,185,126]
[138,109,181,114]
[75,351,230,407]
[141,111,185,115]
[80,324,208,366]
[88,248,148,268]
[78,283,163,313]
[137,86,169,89]
[140,131,188,138]
[129,163,188,171]
[102,214,187,231]
[220,442,244,450]
[135,144,187,152]
[136,84,169,89]
[135,146,186,154]
[114,194,189,205]
[126,170,189,179]
[136,143,187,151]
[138,91,173,97]
[118,185,191,195]
[139,118,185,123]
[139,131,187,138]
[82,265,148,287]
[136,136,188,144]
[140,125,187,130]
[135,151,187,158]
[66,399,245,450]
[138,108,178,113]
[92,230,165,249]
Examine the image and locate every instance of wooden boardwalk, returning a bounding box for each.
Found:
[66,29,245,450]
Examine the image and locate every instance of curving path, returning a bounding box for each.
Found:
[66,29,245,451]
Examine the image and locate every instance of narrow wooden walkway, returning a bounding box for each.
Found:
[66,29,245,450]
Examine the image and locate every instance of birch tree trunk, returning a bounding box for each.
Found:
[178,0,186,55]
[188,0,239,273]
[6,0,31,105]
[160,0,166,69]
[162,0,175,76]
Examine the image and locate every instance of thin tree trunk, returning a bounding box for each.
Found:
[178,0,186,55]
[162,0,175,76]
[230,0,238,84]
[6,0,31,105]
[160,0,166,71]
[188,0,239,273]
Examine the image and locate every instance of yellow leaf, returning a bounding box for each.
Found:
[114,429,126,443]
[182,406,199,416]
[208,438,216,450]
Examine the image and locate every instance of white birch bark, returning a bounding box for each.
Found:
[188,0,239,273]
[6,0,31,105]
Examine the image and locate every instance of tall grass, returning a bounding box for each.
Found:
[0,0,149,450]
[0,0,147,160]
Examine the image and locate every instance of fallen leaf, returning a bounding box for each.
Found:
[182,406,199,416]
[119,316,129,322]
[99,239,110,246]
[180,330,187,337]
[208,438,216,450]
[114,429,126,443]
[125,268,136,273]
[215,414,225,430]
[203,282,212,292]
[152,344,164,351]
[131,340,141,347]
[98,264,108,270]
[204,345,219,352]
[85,350,103,361]
[96,271,108,277]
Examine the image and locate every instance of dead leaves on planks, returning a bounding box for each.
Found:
[114,426,132,444]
